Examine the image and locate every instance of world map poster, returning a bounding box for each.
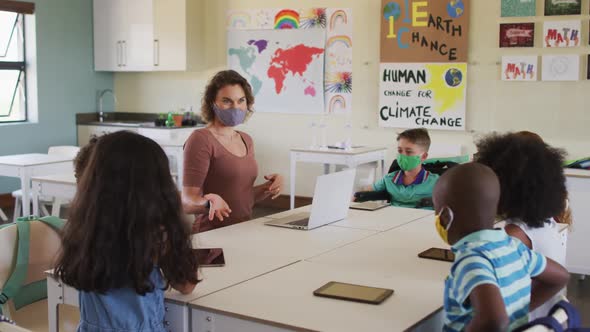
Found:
[228,29,326,114]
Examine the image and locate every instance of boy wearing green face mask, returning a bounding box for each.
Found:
[366,128,439,209]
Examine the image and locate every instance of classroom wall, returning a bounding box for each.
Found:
[0,0,113,193]
[114,0,590,196]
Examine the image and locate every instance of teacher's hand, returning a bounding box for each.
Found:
[204,193,232,221]
[264,174,283,199]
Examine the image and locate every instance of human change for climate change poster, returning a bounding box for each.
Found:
[379,0,469,131]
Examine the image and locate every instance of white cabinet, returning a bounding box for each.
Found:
[93,0,202,72]
[565,170,590,276]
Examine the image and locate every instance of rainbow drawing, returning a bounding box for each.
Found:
[274,9,299,29]
[325,72,352,93]
[226,11,252,29]
[327,35,352,49]
[329,10,347,30]
[328,95,346,113]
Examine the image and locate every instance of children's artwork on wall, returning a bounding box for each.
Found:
[541,55,580,81]
[378,63,467,130]
[324,8,353,114]
[228,29,326,114]
[274,9,300,29]
[544,0,581,16]
[380,0,470,63]
[501,56,538,81]
[501,0,536,17]
[300,8,327,29]
[500,23,535,47]
[543,20,581,47]
[379,0,470,131]
[226,8,353,114]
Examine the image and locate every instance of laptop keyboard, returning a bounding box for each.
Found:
[286,218,310,226]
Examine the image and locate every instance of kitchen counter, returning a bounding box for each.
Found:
[82,121,205,129]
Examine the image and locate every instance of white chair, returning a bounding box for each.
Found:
[12,146,80,221]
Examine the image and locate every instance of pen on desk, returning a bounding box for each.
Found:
[327,145,345,150]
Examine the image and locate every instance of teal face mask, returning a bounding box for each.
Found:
[397,154,422,171]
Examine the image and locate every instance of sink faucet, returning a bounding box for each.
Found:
[98,89,118,122]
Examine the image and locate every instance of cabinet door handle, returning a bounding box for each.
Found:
[154,39,159,66]
[122,40,127,66]
[116,41,121,67]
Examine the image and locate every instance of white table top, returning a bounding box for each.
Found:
[31,173,77,185]
[291,146,387,155]
[190,215,450,331]
[165,216,376,304]
[264,205,433,232]
[564,168,590,179]
[0,153,73,167]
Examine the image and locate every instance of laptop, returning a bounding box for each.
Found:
[265,168,357,230]
[349,201,390,211]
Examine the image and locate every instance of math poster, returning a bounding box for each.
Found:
[501,56,538,81]
[378,63,467,130]
[543,20,581,48]
[379,0,469,130]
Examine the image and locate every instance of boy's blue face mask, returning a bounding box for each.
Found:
[213,105,247,127]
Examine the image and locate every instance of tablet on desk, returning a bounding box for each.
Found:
[194,248,225,267]
[313,281,394,305]
[417,248,455,262]
[349,201,389,211]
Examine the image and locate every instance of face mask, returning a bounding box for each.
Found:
[397,153,422,171]
[435,206,454,245]
[213,104,247,127]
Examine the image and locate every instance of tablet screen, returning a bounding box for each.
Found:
[314,282,393,303]
[194,248,225,267]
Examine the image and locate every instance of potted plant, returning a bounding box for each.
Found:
[172,112,183,127]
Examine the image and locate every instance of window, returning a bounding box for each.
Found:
[0,1,33,123]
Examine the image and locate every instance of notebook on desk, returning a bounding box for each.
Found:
[265,169,356,230]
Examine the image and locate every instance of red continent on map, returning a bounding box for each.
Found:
[267,44,324,94]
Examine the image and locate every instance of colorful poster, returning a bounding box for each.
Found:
[541,55,580,81]
[501,56,538,81]
[378,63,467,130]
[500,23,535,47]
[324,8,353,114]
[543,21,581,47]
[501,0,536,17]
[380,0,470,63]
[227,29,326,114]
[544,0,581,16]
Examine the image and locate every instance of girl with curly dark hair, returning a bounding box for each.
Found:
[475,131,568,320]
[55,131,199,331]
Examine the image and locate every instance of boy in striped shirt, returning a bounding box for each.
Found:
[433,163,569,331]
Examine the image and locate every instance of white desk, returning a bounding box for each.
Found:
[46,214,378,332]
[290,146,388,209]
[31,173,76,216]
[266,205,433,232]
[189,215,449,332]
[564,168,590,276]
[0,154,74,216]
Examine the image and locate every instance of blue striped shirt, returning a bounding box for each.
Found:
[443,229,547,332]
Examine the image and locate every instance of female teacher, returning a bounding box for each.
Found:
[182,70,283,233]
